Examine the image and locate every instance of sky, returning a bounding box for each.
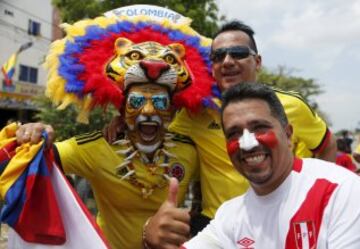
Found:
[216,0,360,132]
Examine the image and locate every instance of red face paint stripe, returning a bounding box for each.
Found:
[285,179,338,249]
[227,139,239,156]
[255,131,278,148]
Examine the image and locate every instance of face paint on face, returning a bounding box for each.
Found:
[256,130,278,148]
[226,129,278,156]
[125,84,173,154]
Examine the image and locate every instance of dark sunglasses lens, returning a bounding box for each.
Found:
[211,49,227,62]
[229,47,250,59]
[211,47,252,62]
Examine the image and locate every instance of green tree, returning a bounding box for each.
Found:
[52,0,221,37]
[34,96,115,141]
[258,65,323,107]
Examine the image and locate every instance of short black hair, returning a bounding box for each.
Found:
[213,20,258,53]
[336,138,348,153]
[221,82,288,127]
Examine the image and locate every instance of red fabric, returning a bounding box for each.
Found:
[292,157,303,173]
[285,179,338,248]
[336,152,357,172]
[0,140,17,161]
[13,149,65,245]
[312,129,331,154]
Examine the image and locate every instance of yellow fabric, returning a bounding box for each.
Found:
[168,91,328,218]
[355,143,360,154]
[0,123,44,199]
[276,90,328,155]
[0,122,18,147]
[55,135,198,249]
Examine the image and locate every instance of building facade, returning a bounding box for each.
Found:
[0,0,60,127]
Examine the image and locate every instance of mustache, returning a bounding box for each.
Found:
[135,114,162,126]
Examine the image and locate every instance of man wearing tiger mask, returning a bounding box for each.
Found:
[9,5,215,249]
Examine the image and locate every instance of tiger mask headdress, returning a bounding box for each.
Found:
[45,15,214,123]
[106,38,192,93]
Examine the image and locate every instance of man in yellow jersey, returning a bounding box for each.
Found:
[11,9,216,248]
[15,84,198,249]
[141,20,337,248]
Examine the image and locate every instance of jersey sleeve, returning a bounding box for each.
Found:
[279,92,330,154]
[55,135,100,179]
[326,176,360,248]
[182,221,223,249]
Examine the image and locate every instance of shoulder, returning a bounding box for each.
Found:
[73,131,104,145]
[55,130,105,152]
[215,194,246,218]
[274,89,316,115]
[301,158,360,185]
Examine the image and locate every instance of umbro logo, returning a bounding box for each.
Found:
[207,120,221,129]
[237,237,255,249]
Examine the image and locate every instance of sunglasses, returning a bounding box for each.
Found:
[128,92,170,111]
[210,46,257,63]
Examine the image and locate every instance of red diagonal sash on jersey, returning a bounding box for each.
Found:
[285,178,338,249]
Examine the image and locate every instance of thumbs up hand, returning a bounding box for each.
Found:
[143,177,190,249]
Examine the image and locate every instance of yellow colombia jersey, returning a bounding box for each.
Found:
[55,133,198,249]
[168,89,329,218]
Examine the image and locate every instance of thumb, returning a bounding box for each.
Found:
[167,177,179,207]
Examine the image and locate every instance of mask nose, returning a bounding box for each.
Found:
[140,60,170,81]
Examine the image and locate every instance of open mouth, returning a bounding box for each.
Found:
[138,121,159,141]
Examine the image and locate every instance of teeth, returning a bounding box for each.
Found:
[141,122,158,126]
[244,154,265,165]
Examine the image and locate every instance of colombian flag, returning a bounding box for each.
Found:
[0,123,109,248]
[1,52,17,86]
[1,42,32,87]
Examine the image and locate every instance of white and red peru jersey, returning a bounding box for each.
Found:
[182,158,360,249]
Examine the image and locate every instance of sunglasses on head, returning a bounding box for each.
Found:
[210,46,257,63]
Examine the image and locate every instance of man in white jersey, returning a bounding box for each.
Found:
[181,82,360,249]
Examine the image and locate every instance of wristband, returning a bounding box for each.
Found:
[142,216,153,249]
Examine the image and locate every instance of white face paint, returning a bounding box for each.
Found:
[239,129,259,151]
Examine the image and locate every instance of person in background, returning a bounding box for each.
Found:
[340,130,353,153]
[336,138,357,171]
[182,82,360,249]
